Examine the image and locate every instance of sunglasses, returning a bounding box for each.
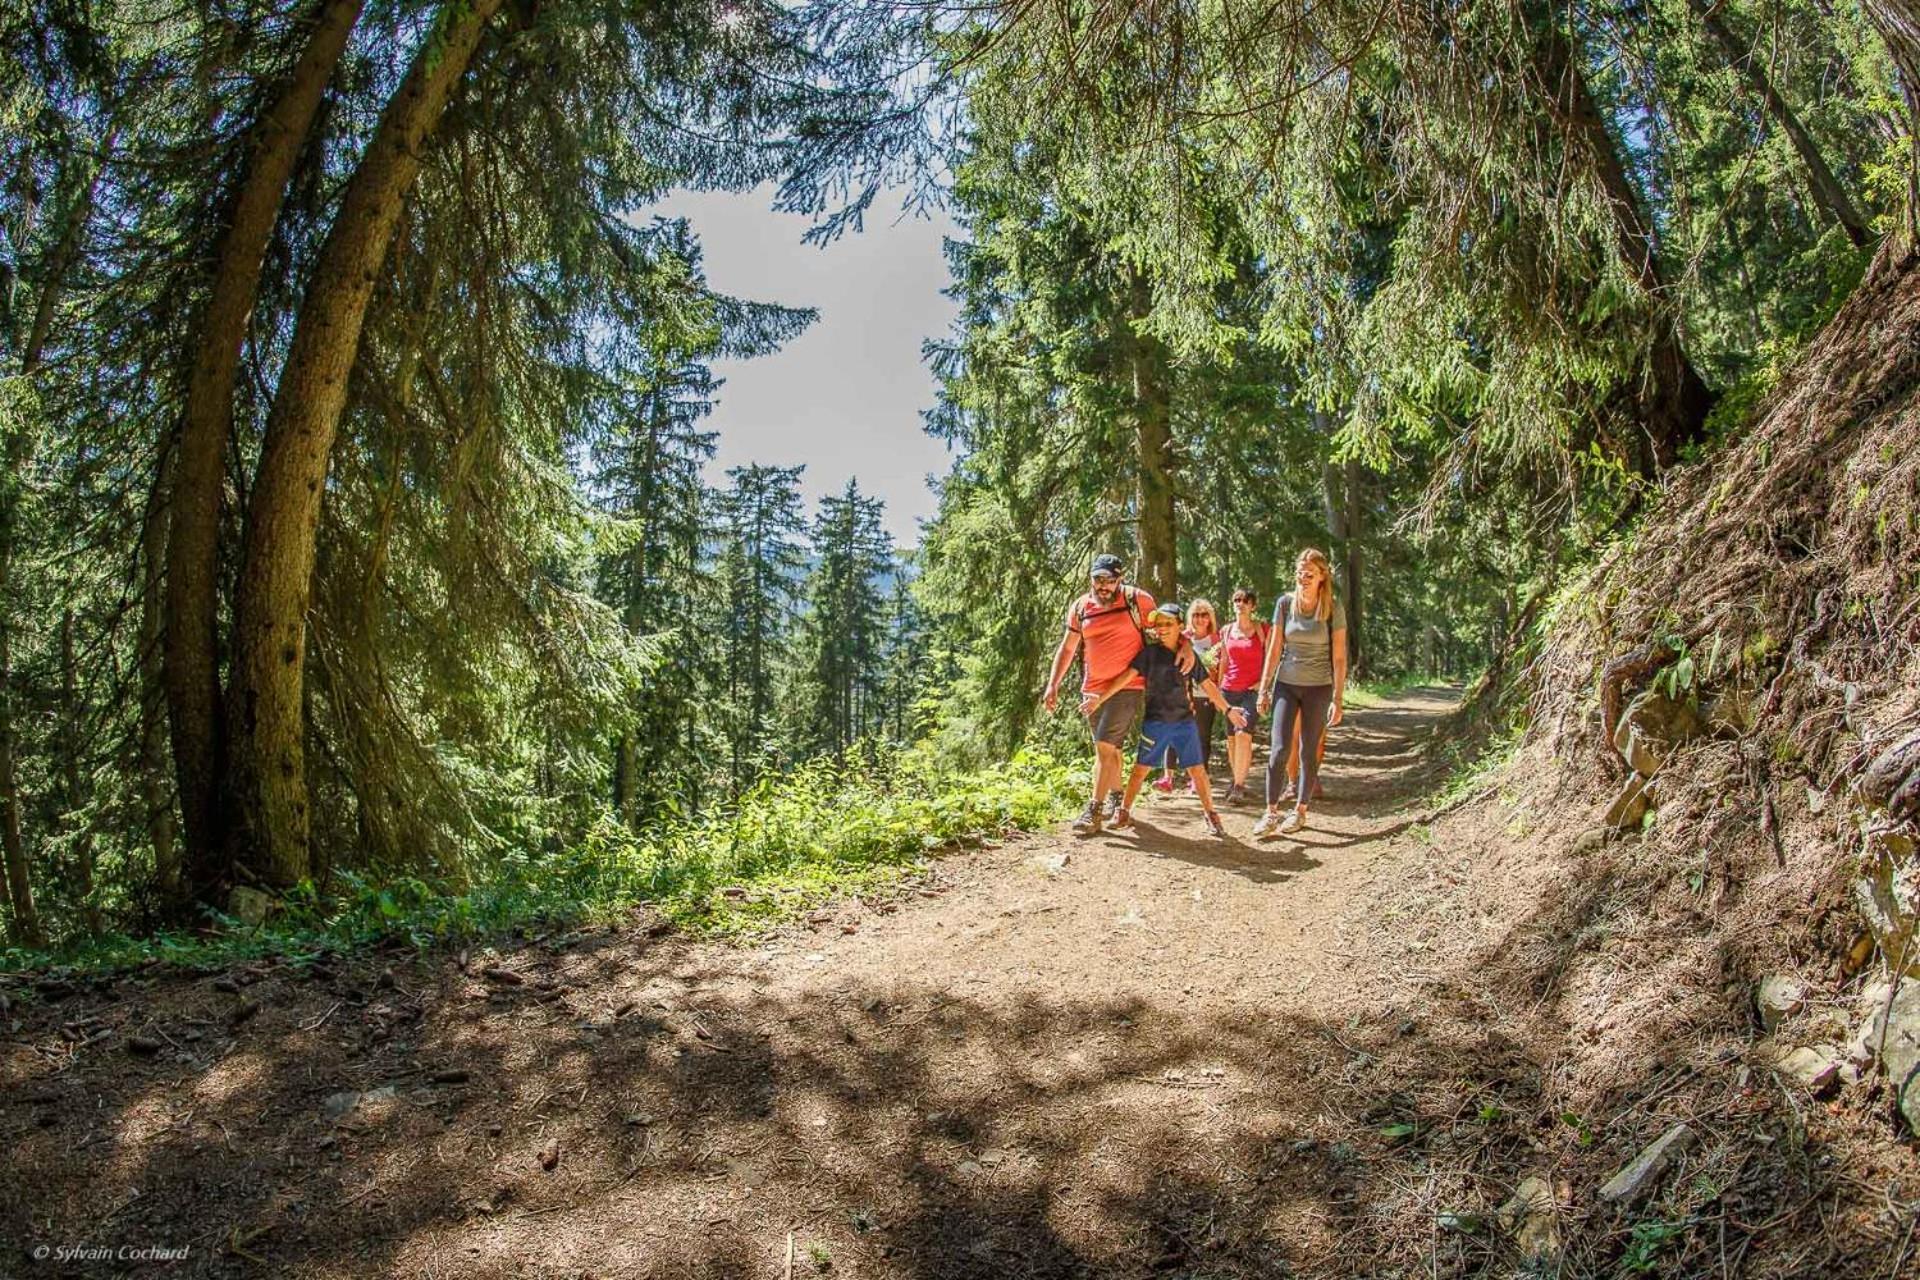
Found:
[1090,572,1118,585]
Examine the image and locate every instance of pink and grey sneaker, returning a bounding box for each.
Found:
[1152,774,1175,793]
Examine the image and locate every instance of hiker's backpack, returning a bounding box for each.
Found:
[1070,584,1147,636]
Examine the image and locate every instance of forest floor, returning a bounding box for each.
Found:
[3,686,1909,1278]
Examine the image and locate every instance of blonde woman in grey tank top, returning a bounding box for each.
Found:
[1253,548,1348,838]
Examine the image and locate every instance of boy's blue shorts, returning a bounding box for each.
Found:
[1137,718,1205,769]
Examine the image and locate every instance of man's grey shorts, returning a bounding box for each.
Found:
[1088,689,1143,749]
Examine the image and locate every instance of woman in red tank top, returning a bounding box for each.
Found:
[1215,589,1267,804]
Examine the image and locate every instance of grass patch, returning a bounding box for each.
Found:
[0,746,1081,976]
[1425,721,1524,811]
[1344,673,1468,710]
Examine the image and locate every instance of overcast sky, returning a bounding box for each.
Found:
[651,187,962,547]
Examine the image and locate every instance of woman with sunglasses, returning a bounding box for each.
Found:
[1214,588,1269,805]
[1253,550,1347,837]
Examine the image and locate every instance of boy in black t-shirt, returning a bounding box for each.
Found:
[1082,604,1247,837]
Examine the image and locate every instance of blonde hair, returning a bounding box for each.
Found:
[1294,549,1335,623]
[1187,597,1219,638]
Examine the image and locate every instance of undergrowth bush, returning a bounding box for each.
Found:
[0,746,1081,974]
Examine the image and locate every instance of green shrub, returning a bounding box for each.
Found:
[0,744,1081,974]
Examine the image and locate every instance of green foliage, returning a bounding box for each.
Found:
[1622,1218,1693,1272]
[0,745,1080,973]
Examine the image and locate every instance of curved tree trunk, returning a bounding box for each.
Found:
[1691,0,1871,248]
[166,0,365,901]
[224,0,506,888]
[1127,269,1177,601]
[1536,19,1712,475]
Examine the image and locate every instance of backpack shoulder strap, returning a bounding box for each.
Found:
[1123,585,1144,631]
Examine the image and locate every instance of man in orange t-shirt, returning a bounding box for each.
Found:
[1043,553,1187,834]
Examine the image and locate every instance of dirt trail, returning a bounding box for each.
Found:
[8,688,1548,1280]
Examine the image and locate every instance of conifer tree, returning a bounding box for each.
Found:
[791,481,892,756]
[716,464,809,787]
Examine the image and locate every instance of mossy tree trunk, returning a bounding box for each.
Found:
[166,0,366,902]
[224,0,506,888]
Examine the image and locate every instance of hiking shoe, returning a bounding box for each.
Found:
[1278,809,1306,835]
[1109,806,1135,831]
[1072,804,1103,836]
[1152,774,1175,794]
[1203,811,1227,838]
[1104,792,1123,822]
[1225,783,1248,806]
[1251,811,1282,840]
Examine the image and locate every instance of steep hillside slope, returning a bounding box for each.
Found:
[1418,247,1920,1271]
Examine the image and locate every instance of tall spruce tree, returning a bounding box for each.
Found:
[791,481,893,757]
[716,463,809,788]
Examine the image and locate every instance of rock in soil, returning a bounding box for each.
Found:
[1498,1173,1559,1260]
[1599,1123,1695,1204]
[1756,975,1806,1031]
[1869,981,1920,1136]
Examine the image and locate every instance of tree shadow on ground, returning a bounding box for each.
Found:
[1,934,1558,1279]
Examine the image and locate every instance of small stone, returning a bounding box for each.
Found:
[126,1034,163,1055]
[1498,1174,1559,1259]
[1602,773,1654,831]
[1598,1124,1694,1204]
[978,1148,1006,1167]
[956,1160,984,1177]
[1756,975,1805,1032]
[228,886,274,927]
[1772,1045,1844,1094]
[1570,826,1613,856]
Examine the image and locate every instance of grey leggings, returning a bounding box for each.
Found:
[1267,681,1333,807]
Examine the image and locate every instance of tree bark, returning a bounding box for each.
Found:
[1343,454,1365,677]
[224,0,505,888]
[1535,18,1712,474]
[1692,0,1871,248]
[58,608,101,936]
[1127,269,1177,601]
[139,451,180,909]
[167,0,365,900]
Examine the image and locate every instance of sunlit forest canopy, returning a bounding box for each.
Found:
[0,0,1913,950]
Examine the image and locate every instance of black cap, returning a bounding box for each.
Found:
[1091,553,1124,576]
